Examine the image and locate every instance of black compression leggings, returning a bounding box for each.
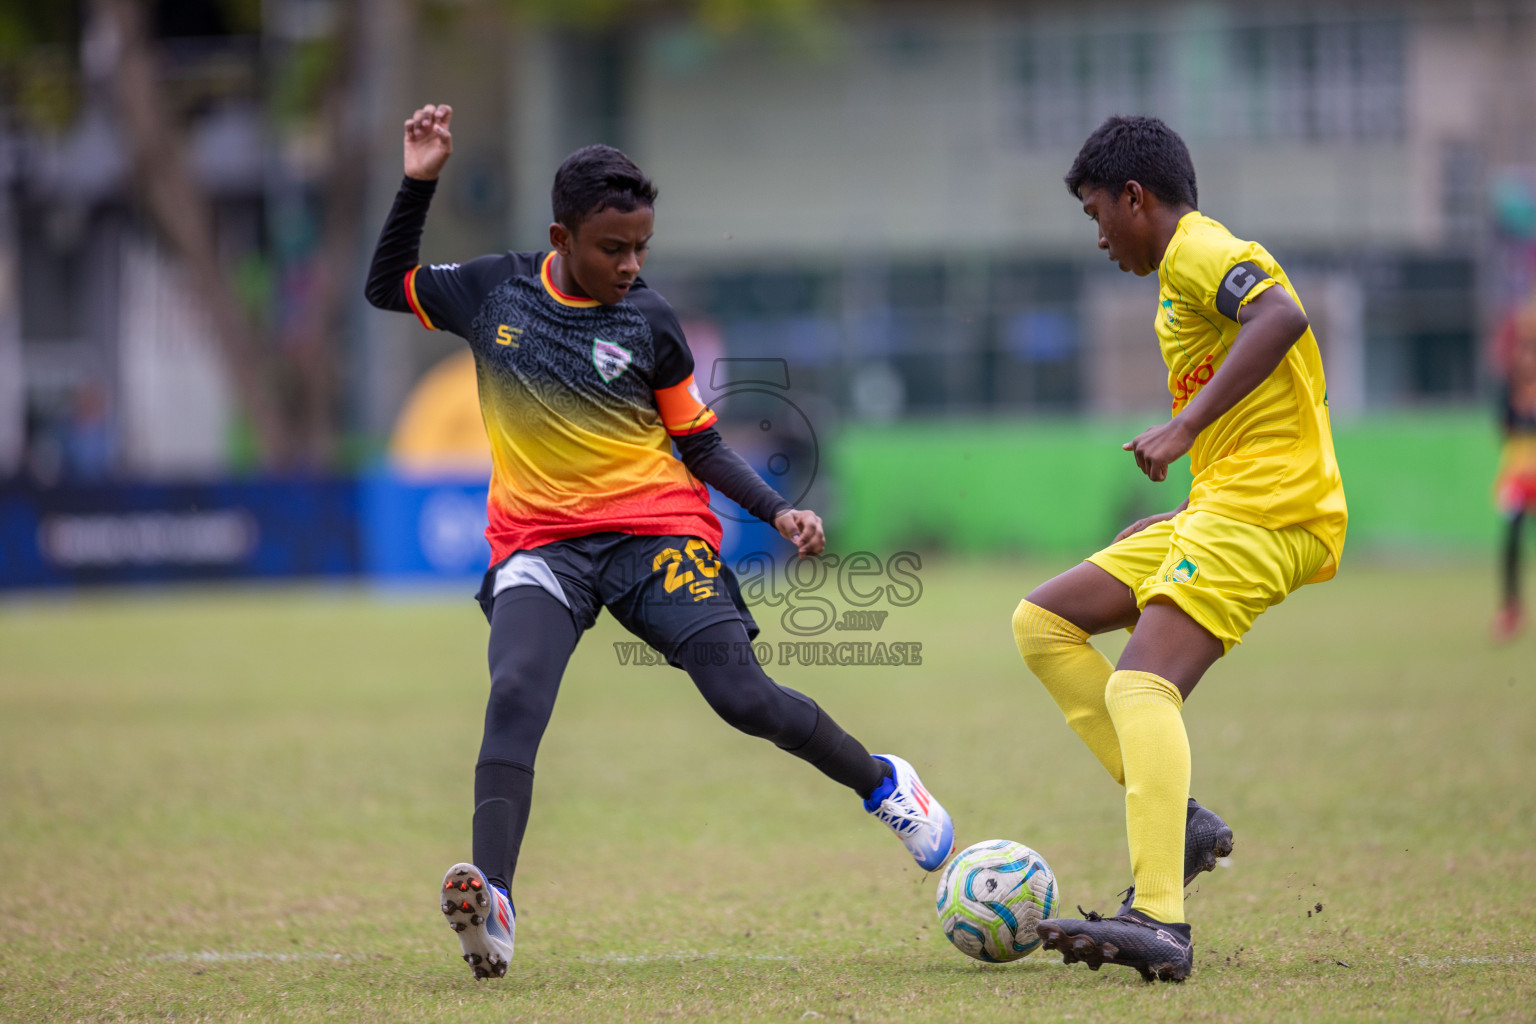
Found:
[1504,511,1525,607]
[472,586,884,897]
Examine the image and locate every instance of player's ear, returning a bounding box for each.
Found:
[1123,180,1145,214]
[549,221,572,257]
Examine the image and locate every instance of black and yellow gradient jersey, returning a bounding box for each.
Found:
[367,177,731,566]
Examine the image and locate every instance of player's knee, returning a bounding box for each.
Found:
[1011,600,1041,654]
[699,673,785,740]
[484,660,555,729]
[1013,600,1083,659]
[1104,669,1181,717]
[712,687,778,739]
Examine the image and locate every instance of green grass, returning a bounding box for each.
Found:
[2,560,1534,1022]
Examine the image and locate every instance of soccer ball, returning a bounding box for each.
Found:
[936,840,1058,963]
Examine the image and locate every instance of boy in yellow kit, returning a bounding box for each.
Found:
[1017,116,1347,982]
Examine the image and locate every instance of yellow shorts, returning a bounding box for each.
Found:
[1087,510,1329,653]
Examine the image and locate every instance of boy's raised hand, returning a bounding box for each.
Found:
[404,104,453,181]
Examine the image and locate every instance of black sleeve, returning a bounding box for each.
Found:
[363,175,513,339]
[627,283,695,389]
[675,428,793,525]
[364,176,437,312]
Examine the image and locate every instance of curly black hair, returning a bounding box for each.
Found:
[1064,115,1198,208]
[552,144,658,232]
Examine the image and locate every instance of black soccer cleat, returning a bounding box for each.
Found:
[1036,906,1194,982]
[1116,797,1234,914]
[1182,797,1234,883]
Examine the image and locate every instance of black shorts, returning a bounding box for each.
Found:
[475,532,759,665]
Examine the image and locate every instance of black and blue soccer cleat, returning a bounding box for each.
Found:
[864,755,956,872]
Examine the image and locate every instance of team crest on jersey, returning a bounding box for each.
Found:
[1165,558,1199,584]
[1161,298,1179,329]
[592,338,633,382]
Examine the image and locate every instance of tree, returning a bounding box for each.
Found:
[89,0,365,467]
[85,0,837,470]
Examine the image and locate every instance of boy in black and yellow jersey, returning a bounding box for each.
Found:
[1014,116,1347,982]
[364,104,954,979]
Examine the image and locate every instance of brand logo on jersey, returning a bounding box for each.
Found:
[1171,353,1216,406]
[496,324,523,347]
[592,338,632,382]
[1165,558,1199,584]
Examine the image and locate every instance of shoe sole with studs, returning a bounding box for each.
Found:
[440,863,510,979]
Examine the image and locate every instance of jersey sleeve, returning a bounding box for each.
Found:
[1165,231,1279,323]
[630,285,719,436]
[403,255,512,339]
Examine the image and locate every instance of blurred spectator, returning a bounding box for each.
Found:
[64,380,116,481]
[1492,298,1536,642]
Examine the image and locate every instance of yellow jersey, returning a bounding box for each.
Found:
[1156,211,1347,582]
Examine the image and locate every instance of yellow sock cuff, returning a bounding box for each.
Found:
[1012,600,1090,656]
[1104,669,1183,714]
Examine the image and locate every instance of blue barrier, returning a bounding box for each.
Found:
[354,474,795,585]
[0,475,796,591]
[0,480,359,589]
[358,474,490,582]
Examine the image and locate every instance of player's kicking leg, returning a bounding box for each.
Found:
[672,619,955,870]
[604,534,954,871]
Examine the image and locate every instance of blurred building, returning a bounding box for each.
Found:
[576,1,1536,424]
[3,0,1536,483]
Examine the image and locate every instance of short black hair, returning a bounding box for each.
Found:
[1064,115,1198,209]
[551,144,658,232]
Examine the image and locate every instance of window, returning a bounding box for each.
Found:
[1012,10,1405,146]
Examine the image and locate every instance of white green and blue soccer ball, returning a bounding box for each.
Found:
[936,840,1058,963]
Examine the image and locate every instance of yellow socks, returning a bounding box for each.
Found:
[1014,603,1194,923]
[1105,669,1189,924]
[1012,600,1123,785]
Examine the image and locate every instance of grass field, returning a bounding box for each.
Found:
[2,558,1534,1022]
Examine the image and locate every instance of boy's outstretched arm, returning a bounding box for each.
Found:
[364,104,454,312]
[1124,284,1310,481]
[673,429,825,557]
